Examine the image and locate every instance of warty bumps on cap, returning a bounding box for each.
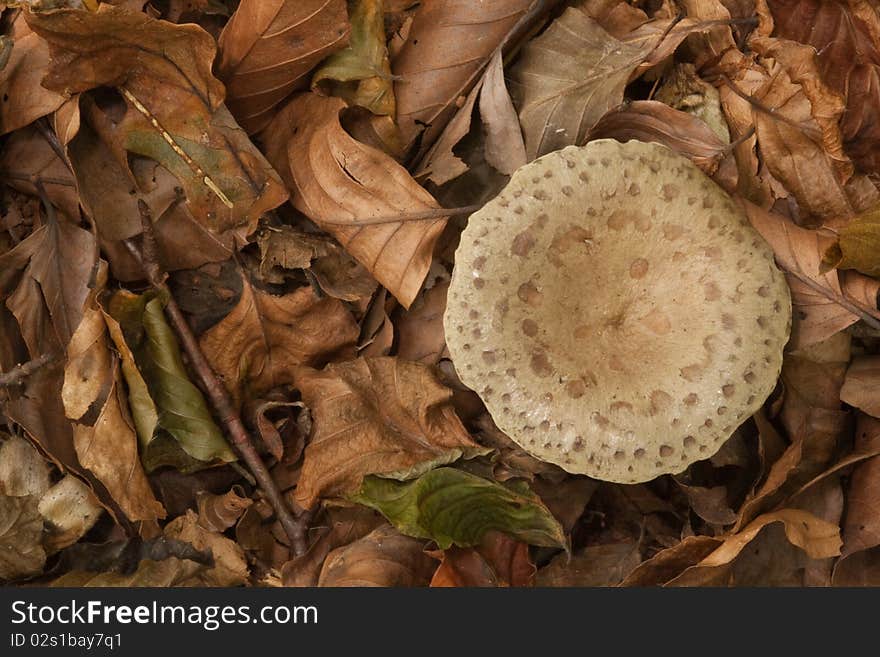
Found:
[444,139,791,483]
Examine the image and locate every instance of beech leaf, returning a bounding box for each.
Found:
[350,467,567,549]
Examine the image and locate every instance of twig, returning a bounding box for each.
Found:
[320,203,482,226]
[124,201,308,556]
[0,352,58,389]
[719,74,823,142]
[786,268,880,330]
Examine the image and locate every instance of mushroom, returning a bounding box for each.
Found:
[444,139,791,483]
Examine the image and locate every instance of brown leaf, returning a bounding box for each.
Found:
[538,541,641,586]
[510,10,704,159]
[0,494,46,581]
[318,524,436,587]
[765,0,880,175]
[0,435,51,498]
[280,506,386,587]
[823,206,880,277]
[199,274,358,406]
[395,280,448,365]
[742,200,870,347]
[587,100,728,174]
[392,0,532,154]
[621,535,721,586]
[0,16,65,135]
[430,531,534,587]
[480,50,529,176]
[196,487,253,533]
[216,0,350,134]
[262,93,449,307]
[27,5,288,240]
[840,356,880,418]
[294,357,488,508]
[667,509,842,585]
[839,415,880,557]
[163,510,249,586]
[37,475,103,553]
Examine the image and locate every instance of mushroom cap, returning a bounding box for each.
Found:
[444,139,791,483]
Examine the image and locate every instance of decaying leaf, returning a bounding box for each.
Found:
[38,475,102,553]
[823,206,880,277]
[27,5,288,239]
[0,435,51,498]
[263,93,449,307]
[351,467,567,549]
[217,0,350,133]
[841,356,880,418]
[196,487,252,533]
[429,530,534,587]
[537,542,641,586]
[199,274,358,406]
[0,494,46,581]
[318,524,436,587]
[294,357,489,508]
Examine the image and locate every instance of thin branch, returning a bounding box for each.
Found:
[0,352,59,389]
[719,74,823,142]
[124,201,308,556]
[786,268,880,330]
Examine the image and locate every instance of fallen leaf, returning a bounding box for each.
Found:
[196,487,252,533]
[765,0,880,175]
[318,524,436,587]
[0,435,51,498]
[312,0,394,116]
[621,535,721,586]
[840,356,880,418]
[199,273,358,407]
[823,206,880,277]
[216,0,350,133]
[537,541,641,586]
[510,9,704,159]
[0,494,46,581]
[430,531,534,587]
[480,50,529,176]
[163,510,249,586]
[350,467,567,549]
[262,93,449,307]
[394,281,448,365]
[38,475,103,553]
[0,16,65,135]
[106,289,236,472]
[27,5,288,240]
[587,100,728,174]
[294,357,488,508]
[392,0,532,154]
[839,415,880,557]
[63,269,166,523]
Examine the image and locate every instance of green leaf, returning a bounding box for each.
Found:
[822,206,880,277]
[350,467,567,549]
[311,0,394,116]
[106,290,235,472]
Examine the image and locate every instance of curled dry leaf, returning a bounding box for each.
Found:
[294,357,488,508]
[392,0,533,154]
[318,524,436,587]
[217,0,350,134]
[163,510,249,587]
[262,93,449,307]
[0,16,65,135]
[27,5,288,240]
[587,100,728,174]
[38,475,102,553]
[196,487,253,533]
[510,9,705,159]
[199,274,358,407]
[765,0,880,175]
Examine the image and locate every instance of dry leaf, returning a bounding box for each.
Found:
[394,280,448,365]
[263,93,449,307]
[38,475,103,553]
[318,524,436,587]
[163,510,249,587]
[839,416,880,557]
[840,357,880,418]
[196,487,253,533]
[0,494,46,581]
[0,435,51,498]
[199,274,358,406]
[294,357,488,508]
[27,5,288,240]
[0,16,65,135]
[392,0,532,153]
[823,206,880,277]
[217,0,350,133]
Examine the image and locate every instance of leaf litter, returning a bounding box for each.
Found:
[1,0,880,588]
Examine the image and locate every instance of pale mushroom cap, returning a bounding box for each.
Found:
[445,139,791,483]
